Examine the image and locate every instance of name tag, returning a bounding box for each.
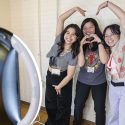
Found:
[87,66,94,73]
[51,68,60,76]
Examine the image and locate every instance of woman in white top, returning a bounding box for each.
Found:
[97,1,125,125]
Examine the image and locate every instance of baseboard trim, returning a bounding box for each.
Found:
[21,101,95,125]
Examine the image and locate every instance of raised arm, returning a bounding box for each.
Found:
[56,7,86,36]
[96,1,125,29]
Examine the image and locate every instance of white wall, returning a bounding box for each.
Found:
[40,0,125,123]
[40,0,58,106]
[0,0,11,29]
[9,0,40,102]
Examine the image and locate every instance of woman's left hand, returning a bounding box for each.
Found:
[75,7,86,16]
[52,85,61,95]
[96,1,108,15]
[89,34,101,43]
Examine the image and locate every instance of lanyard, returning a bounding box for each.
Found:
[107,55,113,71]
[88,50,94,65]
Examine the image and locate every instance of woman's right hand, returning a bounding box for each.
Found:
[96,1,108,15]
[80,35,91,47]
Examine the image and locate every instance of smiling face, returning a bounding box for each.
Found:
[104,28,120,47]
[64,27,77,45]
[82,22,95,36]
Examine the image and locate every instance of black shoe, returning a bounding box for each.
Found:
[45,120,48,125]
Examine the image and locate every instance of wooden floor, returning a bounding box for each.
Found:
[21,102,95,125]
[0,102,95,125]
[21,102,47,125]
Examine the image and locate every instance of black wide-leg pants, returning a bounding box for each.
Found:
[74,81,107,125]
[45,70,72,125]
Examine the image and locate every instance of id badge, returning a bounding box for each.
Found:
[51,68,61,76]
[87,66,94,73]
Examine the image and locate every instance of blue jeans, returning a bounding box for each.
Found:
[108,83,125,125]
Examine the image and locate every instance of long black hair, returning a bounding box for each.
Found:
[103,24,120,37]
[57,24,82,58]
[81,18,103,38]
[103,24,120,53]
[81,18,104,51]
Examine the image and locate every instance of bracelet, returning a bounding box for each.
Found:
[98,42,103,45]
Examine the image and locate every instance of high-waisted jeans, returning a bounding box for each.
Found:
[45,70,72,125]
